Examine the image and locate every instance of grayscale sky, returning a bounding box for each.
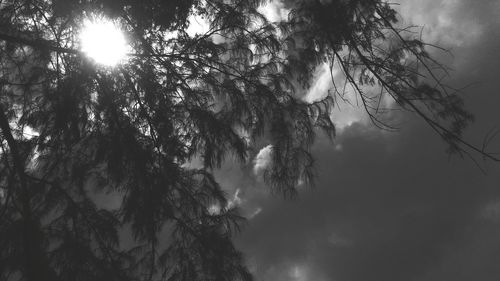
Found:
[214,1,500,280]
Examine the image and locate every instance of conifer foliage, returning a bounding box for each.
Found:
[0,0,495,281]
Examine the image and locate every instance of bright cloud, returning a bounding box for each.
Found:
[253,145,273,177]
[258,0,290,22]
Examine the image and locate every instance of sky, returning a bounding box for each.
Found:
[3,1,500,280]
[213,1,500,281]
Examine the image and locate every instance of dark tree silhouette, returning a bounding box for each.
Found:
[0,0,497,281]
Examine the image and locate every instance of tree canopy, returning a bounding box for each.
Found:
[0,0,497,281]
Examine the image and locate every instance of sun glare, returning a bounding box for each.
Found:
[80,17,128,66]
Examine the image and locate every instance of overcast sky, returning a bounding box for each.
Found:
[215,1,500,281]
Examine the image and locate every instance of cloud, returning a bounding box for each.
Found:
[228,188,243,209]
[258,1,290,22]
[253,145,273,178]
[227,1,500,281]
[285,0,499,137]
[396,0,486,48]
[304,61,397,133]
[237,121,500,281]
[304,63,367,130]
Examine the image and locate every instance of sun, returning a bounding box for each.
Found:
[79,17,128,66]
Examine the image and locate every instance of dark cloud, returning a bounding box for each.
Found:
[237,121,500,281]
[223,1,500,281]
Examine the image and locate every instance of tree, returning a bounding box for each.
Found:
[0,0,497,280]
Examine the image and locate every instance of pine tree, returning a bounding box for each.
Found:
[0,0,497,281]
